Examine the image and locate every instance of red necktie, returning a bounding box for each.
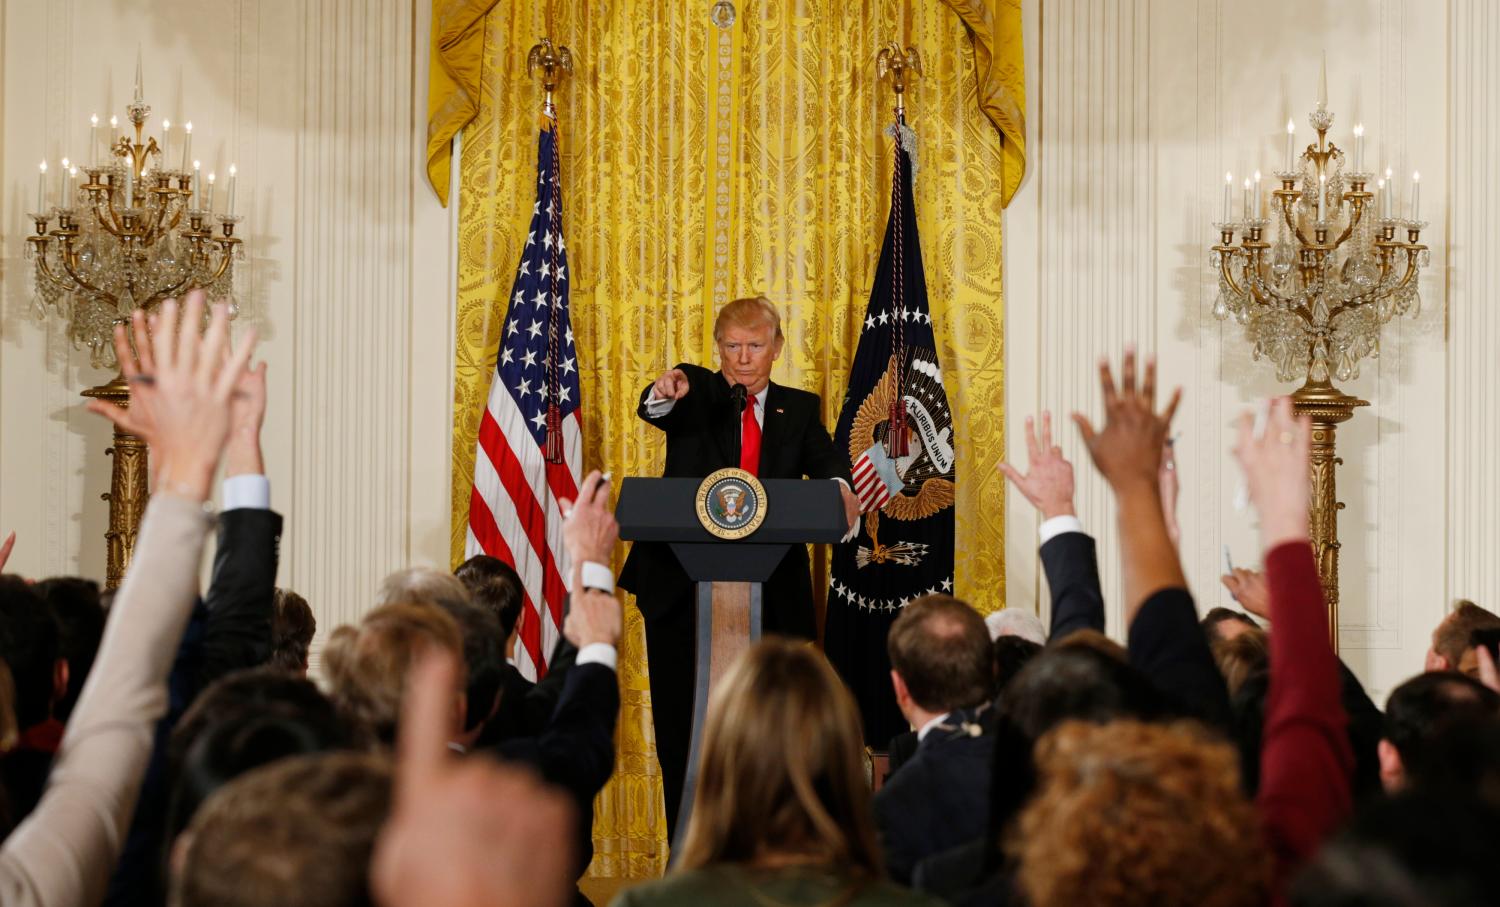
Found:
[740,396,761,476]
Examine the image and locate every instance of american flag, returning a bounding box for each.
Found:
[466,108,582,680]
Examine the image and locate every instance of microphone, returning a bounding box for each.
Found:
[730,382,748,415]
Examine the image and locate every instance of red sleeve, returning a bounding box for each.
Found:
[1257,541,1354,889]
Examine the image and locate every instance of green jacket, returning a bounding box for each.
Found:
[609,865,946,907]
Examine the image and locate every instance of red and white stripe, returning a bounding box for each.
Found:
[465,381,582,680]
[852,452,894,512]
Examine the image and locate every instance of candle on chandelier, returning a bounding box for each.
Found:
[227,164,237,216]
[60,158,71,208]
[124,164,134,209]
[1411,171,1421,221]
[1223,171,1232,221]
[1318,52,1328,111]
[161,119,171,166]
[37,160,47,212]
[193,160,201,204]
[1353,123,1364,171]
[1254,170,1263,219]
[68,167,78,208]
[1242,177,1251,221]
[1385,167,1396,218]
[181,122,193,172]
[1318,173,1326,223]
[205,172,216,213]
[1378,178,1389,219]
[90,114,99,168]
[1285,119,1296,171]
[134,47,144,104]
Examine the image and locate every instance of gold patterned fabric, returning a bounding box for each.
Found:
[440,0,1021,880]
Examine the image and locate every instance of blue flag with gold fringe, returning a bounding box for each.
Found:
[826,114,958,746]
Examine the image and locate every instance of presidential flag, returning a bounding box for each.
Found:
[826,114,957,745]
[466,105,582,680]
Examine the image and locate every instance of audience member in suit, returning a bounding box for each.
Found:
[456,554,578,746]
[0,578,64,831]
[873,594,996,885]
[618,296,857,837]
[611,639,941,907]
[1376,670,1500,794]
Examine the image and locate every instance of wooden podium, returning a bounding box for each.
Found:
[615,476,847,844]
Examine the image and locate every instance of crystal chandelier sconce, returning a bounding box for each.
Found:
[1207,62,1428,646]
[24,56,246,370]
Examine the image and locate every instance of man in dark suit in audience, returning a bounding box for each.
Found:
[618,296,858,838]
[873,593,996,885]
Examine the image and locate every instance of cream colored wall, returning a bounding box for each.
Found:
[0,0,455,663]
[1003,0,1465,702]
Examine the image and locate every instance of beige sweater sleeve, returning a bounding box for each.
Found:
[0,495,212,907]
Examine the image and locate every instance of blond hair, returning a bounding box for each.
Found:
[322,602,464,744]
[1014,720,1269,907]
[714,296,783,342]
[675,639,882,879]
[1211,627,1270,697]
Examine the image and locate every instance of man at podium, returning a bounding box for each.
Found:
[619,296,858,834]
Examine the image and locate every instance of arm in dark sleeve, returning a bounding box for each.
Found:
[519,636,578,734]
[194,508,283,691]
[1127,587,1230,728]
[636,363,704,431]
[500,662,619,804]
[1258,542,1353,888]
[1039,532,1105,642]
[797,405,853,484]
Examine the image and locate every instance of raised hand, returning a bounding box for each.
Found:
[560,470,618,575]
[225,361,268,477]
[563,589,623,650]
[999,411,1076,520]
[1220,567,1270,619]
[373,651,576,907]
[652,368,690,401]
[86,292,258,503]
[1071,349,1182,493]
[0,531,14,574]
[1232,396,1311,551]
[101,307,164,446]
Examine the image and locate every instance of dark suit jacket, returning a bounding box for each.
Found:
[1040,530,1105,643]
[617,363,850,636]
[492,661,619,887]
[477,638,578,748]
[873,713,995,885]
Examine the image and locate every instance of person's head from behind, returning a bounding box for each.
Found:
[0,576,63,733]
[454,555,524,657]
[429,597,506,747]
[375,567,471,612]
[1013,720,1269,907]
[268,588,315,675]
[1202,606,1260,643]
[1379,671,1500,794]
[992,635,1043,695]
[1291,792,1500,907]
[166,669,352,846]
[714,296,784,395]
[1211,626,1270,698]
[677,638,881,878]
[33,576,104,723]
[323,602,465,746]
[1426,600,1500,673]
[887,594,993,725]
[169,751,392,907]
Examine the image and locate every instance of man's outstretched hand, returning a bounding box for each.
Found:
[652,368,690,401]
[1000,411,1076,521]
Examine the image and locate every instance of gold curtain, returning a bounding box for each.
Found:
[436,0,1022,880]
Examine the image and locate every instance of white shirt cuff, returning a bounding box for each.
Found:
[1038,514,1085,545]
[580,561,615,594]
[644,391,677,417]
[222,474,271,511]
[834,478,859,543]
[576,642,618,671]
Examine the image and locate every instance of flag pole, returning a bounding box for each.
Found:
[876,43,922,457]
[527,38,575,463]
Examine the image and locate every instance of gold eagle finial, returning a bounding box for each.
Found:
[876,43,922,98]
[527,38,574,93]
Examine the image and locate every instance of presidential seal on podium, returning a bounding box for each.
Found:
[695,468,768,540]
